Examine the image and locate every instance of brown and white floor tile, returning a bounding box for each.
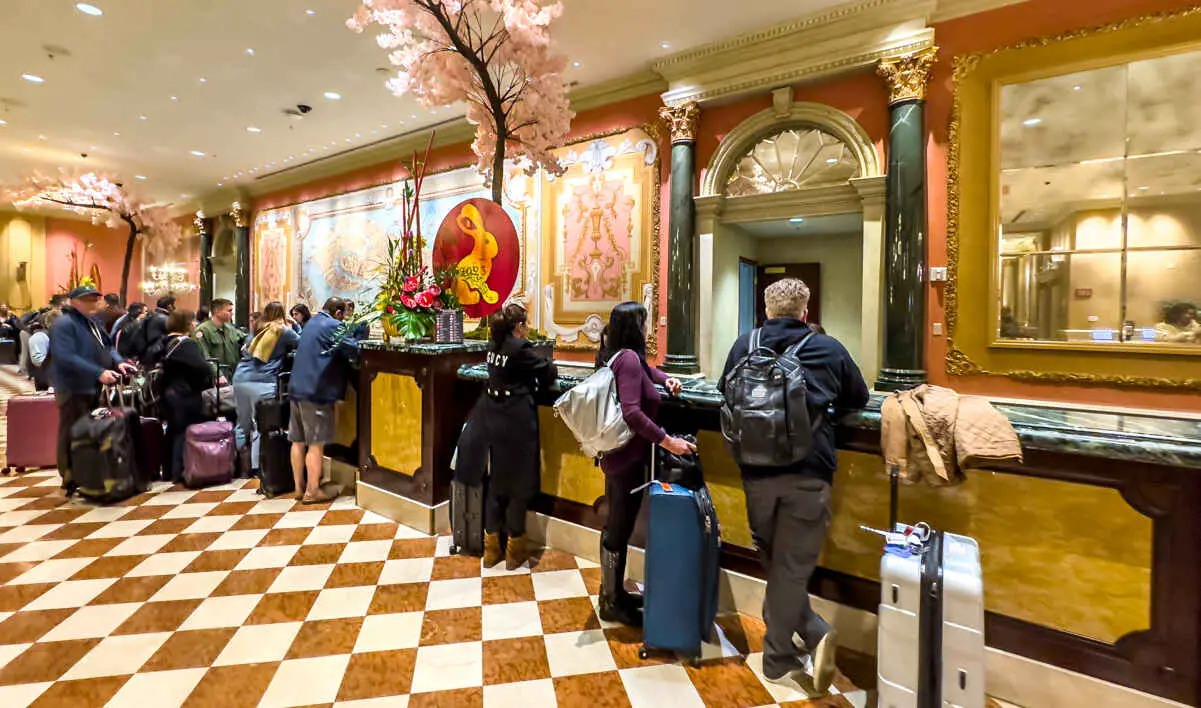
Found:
[0,364,877,707]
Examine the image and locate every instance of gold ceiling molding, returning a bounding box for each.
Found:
[877,46,940,105]
[944,3,1201,391]
[654,0,935,106]
[930,0,1027,22]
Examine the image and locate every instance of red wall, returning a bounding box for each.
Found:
[45,217,142,305]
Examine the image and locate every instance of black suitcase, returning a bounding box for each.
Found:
[449,479,486,556]
[68,406,146,504]
[449,417,486,556]
[257,371,295,498]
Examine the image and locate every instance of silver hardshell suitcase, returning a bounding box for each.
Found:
[874,469,986,708]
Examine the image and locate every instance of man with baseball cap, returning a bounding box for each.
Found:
[49,285,136,491]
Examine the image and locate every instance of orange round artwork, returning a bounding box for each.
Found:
[431,198,520,319]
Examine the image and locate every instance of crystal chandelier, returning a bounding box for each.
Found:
[141,264,198,297]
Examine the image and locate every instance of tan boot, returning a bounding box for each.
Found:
[482,533,503,568]
[505,535,535,571]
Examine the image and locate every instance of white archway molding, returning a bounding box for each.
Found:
[694,91,885,383]
[700,97,882,198]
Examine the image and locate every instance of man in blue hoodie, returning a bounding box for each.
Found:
[288,297,358,503]
[50,285,136,488]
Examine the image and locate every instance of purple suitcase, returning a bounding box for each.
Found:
[183,420,235,488]
[4,392,59,474]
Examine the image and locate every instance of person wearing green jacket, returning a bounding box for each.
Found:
[194,298,246,380]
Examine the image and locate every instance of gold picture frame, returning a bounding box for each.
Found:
[945,4,1201,390]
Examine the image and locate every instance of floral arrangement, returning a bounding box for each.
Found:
[373,134,466,341]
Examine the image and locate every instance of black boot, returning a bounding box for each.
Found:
[598,537,642,627]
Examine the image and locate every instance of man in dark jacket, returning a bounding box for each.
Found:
[136,295,175,365]
[98,293,125,333]
[718,278,869,693]
[288,298,358,503]
[50,285,136,489]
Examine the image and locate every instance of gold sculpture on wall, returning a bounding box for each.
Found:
[659,102,700,144]
[877,46,939,105]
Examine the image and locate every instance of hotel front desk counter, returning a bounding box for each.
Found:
[353,340,1201,705]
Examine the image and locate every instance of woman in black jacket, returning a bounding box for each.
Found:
[460,304,557,570]
[159,309,215,482]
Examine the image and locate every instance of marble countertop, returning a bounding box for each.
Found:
[361,339,489,355]
[457,362,1201,469]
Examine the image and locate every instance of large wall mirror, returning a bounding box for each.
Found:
[948,7,1201,389]
[997,49,1201,349]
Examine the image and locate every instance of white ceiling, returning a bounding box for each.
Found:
[0,0,854,208]
[737,213,863,238]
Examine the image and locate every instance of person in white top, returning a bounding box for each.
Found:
[28,308,60,391]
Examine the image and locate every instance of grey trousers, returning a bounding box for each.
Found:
[743,474,833,665]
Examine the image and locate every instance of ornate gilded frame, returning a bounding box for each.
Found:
[538,123,663,357]
[945,4,1201,390]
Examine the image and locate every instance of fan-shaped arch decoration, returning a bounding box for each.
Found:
[724,127,861,196]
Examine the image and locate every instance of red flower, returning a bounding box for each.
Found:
[400,295,416,309]
[416,290,436,308]
[403,276,420,293]
[426,285,441,297]
[385,306,394,314]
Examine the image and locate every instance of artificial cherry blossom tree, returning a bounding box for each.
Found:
[348,0,574,203]
[5,172,184,305]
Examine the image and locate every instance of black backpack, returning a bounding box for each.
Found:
[719,329,815,467]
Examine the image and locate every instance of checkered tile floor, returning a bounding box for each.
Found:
[0,367,870,707]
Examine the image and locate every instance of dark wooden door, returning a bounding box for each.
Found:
[755,263,821,327]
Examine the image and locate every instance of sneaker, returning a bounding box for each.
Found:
[762,654,805,682]
[811,630,838,694]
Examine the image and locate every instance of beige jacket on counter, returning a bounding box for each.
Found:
[880,385,1022,485]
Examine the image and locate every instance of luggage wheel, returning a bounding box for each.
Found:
[637,646,651,660]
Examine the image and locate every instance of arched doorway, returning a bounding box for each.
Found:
[695,94,885,382]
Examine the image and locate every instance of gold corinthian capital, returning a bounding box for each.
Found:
[659,102,700,145]
[231,201,247,228]
[877,46,940,105]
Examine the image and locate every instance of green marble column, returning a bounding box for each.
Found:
[876,48,937,392]
[195,212,213,307]
[232,202,250,329]
[660,102,700,375]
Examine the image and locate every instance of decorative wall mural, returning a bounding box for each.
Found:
[540,127,660,351]
[252,208,293,309]
[432,198,520,319]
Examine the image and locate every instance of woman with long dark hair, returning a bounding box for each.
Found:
[595,301,694,626]
[159,309,214,482]
[289,304,312,334]
[459,303,557,569]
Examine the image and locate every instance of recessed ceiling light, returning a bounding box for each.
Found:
[825,157,838,164]
[354,132,361,137]
[89,145,97,150]
[1022,118,1042,127]
[572,61,581,68]
[305,8,315,15]
[189,150,206,157]
[323,91,341,100]
[246,126,262,133]
[199,77,207,83]
[345,138,352,142]
[170,95,178,102]
[381,123,388,129]
[180,194,188,199]
[246,48,255,56]
[790,218,804,224]
[660,42,670,49]
[21,73,45,84]
[75,2,103,16]
[1138,185,1150,190]
[139,115,148,120]
[0,119,7,126]
[323,146,329,150]
[134,175,146,180]
[112,131,119,136]
[37,134,46,141]
[410,114,417,119]
[1073,85,1082,91]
